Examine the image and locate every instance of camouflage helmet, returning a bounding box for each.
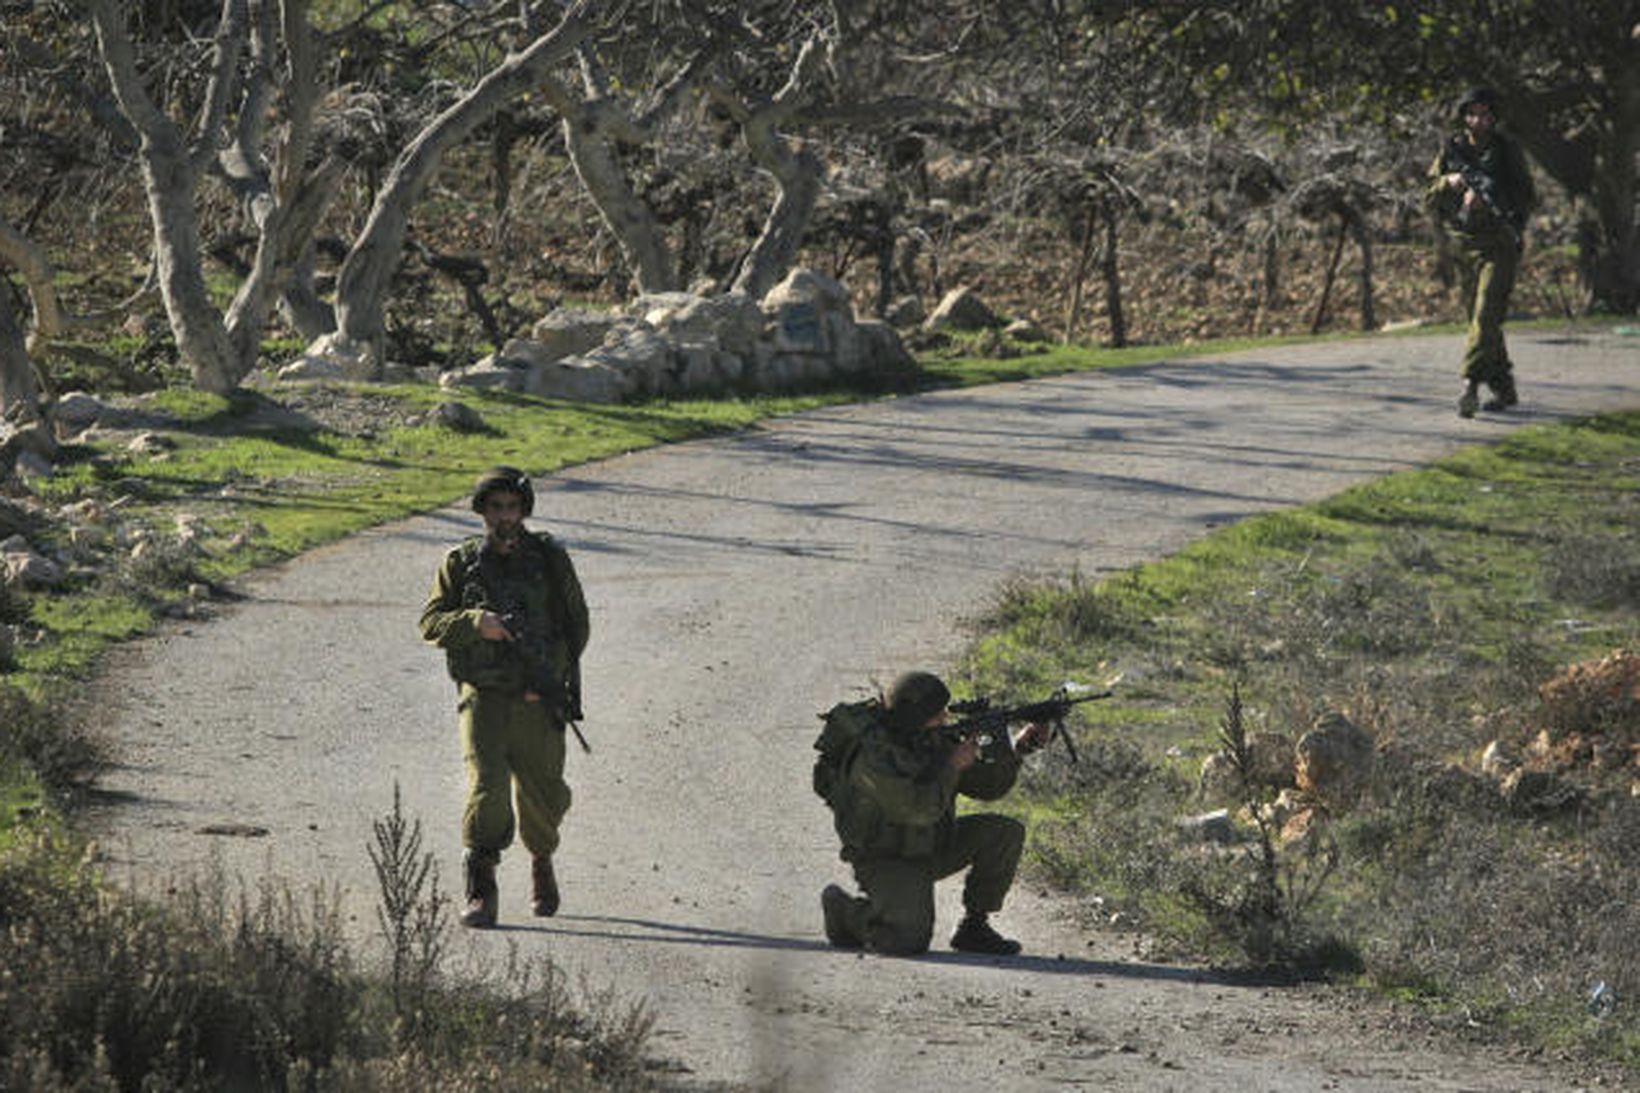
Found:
[471,465,533,517]
[884,671,951,731]
[1456,86,1499,121]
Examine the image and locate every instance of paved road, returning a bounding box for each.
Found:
[90,330,1637,1090]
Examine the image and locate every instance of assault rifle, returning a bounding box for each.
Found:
[1444,138,1522,250]
[942,683,1114,764]
[500,608,590,754]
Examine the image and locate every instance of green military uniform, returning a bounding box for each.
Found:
[419,530,589,865]
[1425,95,1537,406]
[824,701,1026,955]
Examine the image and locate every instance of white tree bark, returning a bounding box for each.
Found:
[0,214,69,354]
[724,35,829,301]
[533,45,715,297]
[549,92,679,294]
[1,212,160,360]
[220,0,337,375]
[326,0,592,376]
[91,0,244,395]
[0,278,43,423]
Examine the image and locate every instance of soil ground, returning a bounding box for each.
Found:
[87,331,1639,1090]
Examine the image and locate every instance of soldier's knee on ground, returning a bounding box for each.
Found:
[867,911,934,956]
[869,924,933,957]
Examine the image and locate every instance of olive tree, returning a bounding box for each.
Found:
[1153,0,1640,314]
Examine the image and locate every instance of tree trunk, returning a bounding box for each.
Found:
[1582,145,1639,313]
[328,2,592,376]
[1101,210,1127,348]
[555,97,678,295]
[732,132,822,300]
[1310,217,1348,335]
[729,35,828,301]
[1506,67,1640,314]
[91,0,239,395]
[873,215,895,319]
[0,284,43,423]
[1062,206,1096,344]
[1346,208,1376,331]
[279,243,337,342]
[144,149,238,393]
[0,214,69,353]
[1254,219,1282,334]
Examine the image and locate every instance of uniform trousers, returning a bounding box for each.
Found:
[459,684,570,862]
[1455,226,1520,388]
[845,812,1024,955]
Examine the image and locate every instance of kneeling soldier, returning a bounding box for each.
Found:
[815,671,1050,956]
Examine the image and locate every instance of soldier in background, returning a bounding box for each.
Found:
[1425,86,1537,418]
[816,671,1051,956]
[419,467,590,928]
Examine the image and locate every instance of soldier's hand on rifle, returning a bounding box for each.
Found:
[949,735,982,772]
[477,610,514,642]
[1443,171,1465,191]
[1013,721,1053,755]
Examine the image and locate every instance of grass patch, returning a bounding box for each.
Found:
[957,411,1640,1068]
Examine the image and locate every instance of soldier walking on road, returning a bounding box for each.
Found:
[420,467,590,928]
[1425,86,1537,419]
[812,671,1051,956]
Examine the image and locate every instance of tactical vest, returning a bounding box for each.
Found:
[813,700,949,859]
[445,533,572,693]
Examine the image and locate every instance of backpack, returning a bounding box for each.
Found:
[811,699,881,807]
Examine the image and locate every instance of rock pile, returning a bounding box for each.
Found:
[1479,649,1640,809]
[1195,711,1376,846]
[439,268,913,403]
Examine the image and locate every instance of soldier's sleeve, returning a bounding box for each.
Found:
[418,548,483,650]
[546,539,590,659]
[957,746,1022,802]
[851,737,959,826]
[1423,148,1455,216]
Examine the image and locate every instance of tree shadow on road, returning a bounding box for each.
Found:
[499,913,1272,986]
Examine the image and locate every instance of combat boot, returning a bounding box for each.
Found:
[820,883,864,949]
[1457,380,1480,419]
[1482,376,1518,411]
[530,855,560,917]
[460,849,499,929]
[949,912,1021,956]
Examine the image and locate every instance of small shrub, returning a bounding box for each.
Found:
[1542,530,1640,611]
[368,781,448,1035]
[108,533,207,605]
[980,569,1147,648]
[1177,685,1341,969]
[0,682,104,800]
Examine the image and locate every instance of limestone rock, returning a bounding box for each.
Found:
[1004,317,1050,343]
[924,286,1000,332]
[429,401,487,432]
[1480,739,1518,779]
[1177,808,1236,844]
[52,391,110,433]
[530,307,622,360]
[2,542,64,589]
[296,332,378,380]
[1295,711,1374,811]
[439,358,525,392]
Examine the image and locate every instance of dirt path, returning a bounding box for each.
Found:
[89,332,1638,1090]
